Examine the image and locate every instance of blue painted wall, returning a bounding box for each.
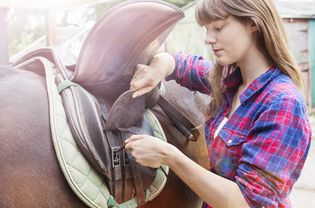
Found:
[310,20,315,108]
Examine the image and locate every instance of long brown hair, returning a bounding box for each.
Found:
[195,0,304,115]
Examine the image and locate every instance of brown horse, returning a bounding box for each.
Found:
[0,1,210,207]
[0,65,210,208]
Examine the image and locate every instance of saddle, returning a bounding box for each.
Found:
[12,0,200,206]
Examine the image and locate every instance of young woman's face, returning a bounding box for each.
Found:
[204,15,256,65]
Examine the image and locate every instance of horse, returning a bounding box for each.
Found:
[0,65,210,208]
[0,0,211,207]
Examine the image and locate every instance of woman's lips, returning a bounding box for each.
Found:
[213,49,223,55]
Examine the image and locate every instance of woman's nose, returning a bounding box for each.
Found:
[205,35,216,45]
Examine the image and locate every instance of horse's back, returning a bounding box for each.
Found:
[0,67,86,207]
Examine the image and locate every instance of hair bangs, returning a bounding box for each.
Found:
[195,0,228,26]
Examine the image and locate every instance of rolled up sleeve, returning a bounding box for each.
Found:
[235,95,311,207]
[166,52,213,94]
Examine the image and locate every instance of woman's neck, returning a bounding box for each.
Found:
[237,46,273,87]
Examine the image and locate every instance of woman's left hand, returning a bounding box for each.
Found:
[124,134,173,168]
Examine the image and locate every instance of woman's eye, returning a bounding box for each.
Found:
[215,26,222,31]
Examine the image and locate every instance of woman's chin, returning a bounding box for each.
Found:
[215,57,232,66]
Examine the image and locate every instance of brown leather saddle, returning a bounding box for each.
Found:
[12,0,200,206]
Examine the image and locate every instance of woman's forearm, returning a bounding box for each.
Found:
[149,52,175,77]
[165,146,250,208]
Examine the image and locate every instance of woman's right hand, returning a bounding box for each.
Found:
[130,52,175,98]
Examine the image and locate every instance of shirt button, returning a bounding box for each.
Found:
[227,139,232,144]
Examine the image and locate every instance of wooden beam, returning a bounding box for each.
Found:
[310,20,315,109]
[0,7,9,64]
[45,9,57,46]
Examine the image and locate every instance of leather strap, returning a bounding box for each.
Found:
[125,151,145,206]
[158,95,200,141]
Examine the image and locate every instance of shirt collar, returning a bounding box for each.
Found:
[223,67,281,104]
[223,67,242,90]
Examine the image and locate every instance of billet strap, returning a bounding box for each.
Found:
[126,151,145,206]
[158,95,200,141]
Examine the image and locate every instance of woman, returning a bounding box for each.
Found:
[126,0,312,207]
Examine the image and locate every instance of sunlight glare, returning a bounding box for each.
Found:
[0,0,97,9]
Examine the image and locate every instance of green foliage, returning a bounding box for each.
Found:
[8,8,46,55]
[164,0,194,8]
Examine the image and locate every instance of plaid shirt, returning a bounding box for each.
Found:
[167,53,312,208]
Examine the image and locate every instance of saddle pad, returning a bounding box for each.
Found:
[39,57,169,208]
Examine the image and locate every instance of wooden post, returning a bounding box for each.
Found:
[45,9,57,46]
[310,20,315,110]
[0,7,9,64]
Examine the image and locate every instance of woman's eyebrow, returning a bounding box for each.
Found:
[215,15,230,24]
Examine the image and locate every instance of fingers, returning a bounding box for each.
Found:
[124,135,167,168]
[130,75,153,91]
[131,65,154,87]
[125,134,143,143]
[124,135,144,150]
[130,64,161,97]
[132,85,154,98]
[130,64,149,86]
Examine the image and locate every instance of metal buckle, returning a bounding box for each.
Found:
[111,147,120,167]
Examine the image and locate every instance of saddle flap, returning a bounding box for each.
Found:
[105,90,145,131]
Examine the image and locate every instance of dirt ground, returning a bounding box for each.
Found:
[290,115,315,207]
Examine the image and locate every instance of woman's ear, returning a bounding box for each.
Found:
[250,21,258,32]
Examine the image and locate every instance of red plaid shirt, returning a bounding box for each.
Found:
[167,53,312,208]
